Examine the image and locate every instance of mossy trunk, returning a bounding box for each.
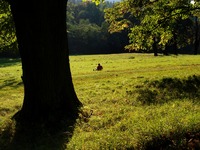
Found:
[10,0,82,122]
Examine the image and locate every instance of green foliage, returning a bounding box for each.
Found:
[83,0,105,5]
[67,1,105,53]
[68,19,104,53]
[67,1,128,54]
[105,0,200,53]
[67,1,105,54]
[0,1,18,57]
[104,1,132,33]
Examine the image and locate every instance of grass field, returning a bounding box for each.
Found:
[0,53,200,149]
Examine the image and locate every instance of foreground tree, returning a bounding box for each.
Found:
[7,0,82,122]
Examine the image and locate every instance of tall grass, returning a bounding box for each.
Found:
[0,54,200,149]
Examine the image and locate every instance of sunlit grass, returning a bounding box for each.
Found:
[0,59,23,127]
[69,53,200,149]
[0,53,200,149]
[67,100,199,149]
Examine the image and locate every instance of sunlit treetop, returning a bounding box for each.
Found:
[82,0,105,5]
[104,0,200,51]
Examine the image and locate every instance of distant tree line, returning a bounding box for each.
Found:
[67,0,129,54]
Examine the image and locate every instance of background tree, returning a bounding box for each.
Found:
[0,1,18,57]
[67,1,105,54]
[105,0,200,55]
[67,0,128,54]
[191,0,200,54]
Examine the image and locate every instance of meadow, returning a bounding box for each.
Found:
[0,53,200,149]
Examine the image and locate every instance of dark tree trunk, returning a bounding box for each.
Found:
[153,37,158,56]
[172,32,178,55]
[194,16,199,55]
[9,0,82,122]
[163,45,169,56]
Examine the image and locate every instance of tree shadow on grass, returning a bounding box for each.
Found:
[0,115,78,150]
[0,58,21,68]
[135,75,200,105]
[143,130,200,150]
[0,79,23,90]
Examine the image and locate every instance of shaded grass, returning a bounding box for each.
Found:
[135,75,200,105]
[0,58,21,68]
[0,118,78,150]
[0,54,200,149]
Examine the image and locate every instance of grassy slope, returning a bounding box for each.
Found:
[0,59,23,125]
[0,54,200,149]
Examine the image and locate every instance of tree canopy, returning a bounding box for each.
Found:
[0,1,18,57]
[67,0,128,54]
[105,0,200,54]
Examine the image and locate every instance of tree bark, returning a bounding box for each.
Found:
[9,0,82,122]
[153,37,158,56]
[194,16,199,55]
[172,32,178,55]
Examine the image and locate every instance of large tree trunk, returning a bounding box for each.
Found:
[9,0,82,122]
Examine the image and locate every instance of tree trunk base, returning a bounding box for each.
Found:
[12,101,82,124]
